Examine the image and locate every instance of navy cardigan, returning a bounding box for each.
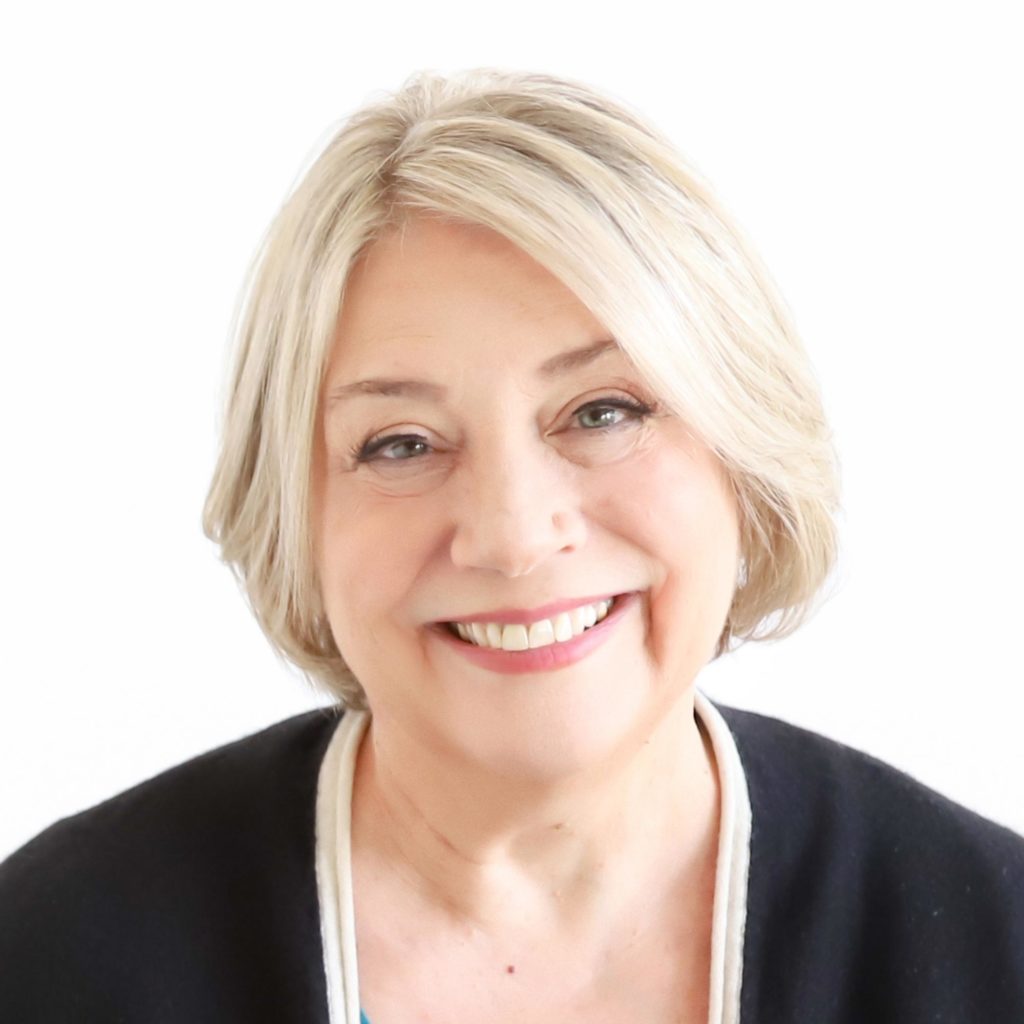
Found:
[2,703,1023,1022]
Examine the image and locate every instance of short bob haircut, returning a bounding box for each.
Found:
[204,68,840,709]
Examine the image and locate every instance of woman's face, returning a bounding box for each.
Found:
[313,216,741,776]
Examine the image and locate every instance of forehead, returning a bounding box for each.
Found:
[329,217,610,372]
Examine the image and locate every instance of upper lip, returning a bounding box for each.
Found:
[440,592,625,625]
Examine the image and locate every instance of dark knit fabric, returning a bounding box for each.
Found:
[718,705,1024,1023]
[0,708,340,1023]
[2,702,1022,1022]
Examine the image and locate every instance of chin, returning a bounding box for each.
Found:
[434,656,681,782]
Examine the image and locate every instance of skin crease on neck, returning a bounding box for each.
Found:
[311,214,742,1021]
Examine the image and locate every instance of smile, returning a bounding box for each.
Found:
[447,597,615,651]
[434,591,637,675]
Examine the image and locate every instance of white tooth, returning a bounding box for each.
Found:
[454,601,619,651]
[569,606,587,636]
[501,624,530,651]
[552,612,574,642]
[528,619,556,649]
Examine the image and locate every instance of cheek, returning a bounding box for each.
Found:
[316,479,442,640]
[594,446,739,670]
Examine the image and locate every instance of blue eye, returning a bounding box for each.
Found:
[355,434,430,462]
[351,396,654,469]
[574,398,652,429]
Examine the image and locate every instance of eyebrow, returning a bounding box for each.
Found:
[324,338,620,407]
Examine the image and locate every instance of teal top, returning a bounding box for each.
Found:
[360,1012,371,1024]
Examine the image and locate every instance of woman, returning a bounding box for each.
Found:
[2,69,1022,1023]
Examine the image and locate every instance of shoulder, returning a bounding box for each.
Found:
[713,701,1024,1022]
[1,707,343,887]
[0,708,342,1022]
[715,700,1024,869]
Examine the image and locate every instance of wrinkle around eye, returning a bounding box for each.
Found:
[346,438,457,495]
[328,414,449,468]
[357,442,452,472]
[555,414,660,467]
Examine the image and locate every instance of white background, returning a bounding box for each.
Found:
[2,1,1021,860]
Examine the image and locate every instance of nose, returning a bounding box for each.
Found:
[448,436,588,578]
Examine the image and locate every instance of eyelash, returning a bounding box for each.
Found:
[351,397,655,464]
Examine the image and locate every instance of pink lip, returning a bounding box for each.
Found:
[439,592,623,626]
[430,590,639,675]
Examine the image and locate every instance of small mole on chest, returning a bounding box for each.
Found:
[506,965,515,974]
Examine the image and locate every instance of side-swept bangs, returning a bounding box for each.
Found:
[204,69,840,706]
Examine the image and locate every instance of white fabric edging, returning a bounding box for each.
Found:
[315,710,370,1024]
[316,695,752,1024]
[695,689,752,1024]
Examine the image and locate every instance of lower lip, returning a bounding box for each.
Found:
[431,591,640,675]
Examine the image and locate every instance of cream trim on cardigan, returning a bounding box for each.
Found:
[315,690,751,1024]
[316,707,370,1024]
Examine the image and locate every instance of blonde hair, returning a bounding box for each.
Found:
[203,68,840,708]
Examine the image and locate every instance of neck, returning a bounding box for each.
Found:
[350,691,720,940]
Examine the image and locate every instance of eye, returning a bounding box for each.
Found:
[353,432,432,463]
[572,397,653,430]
